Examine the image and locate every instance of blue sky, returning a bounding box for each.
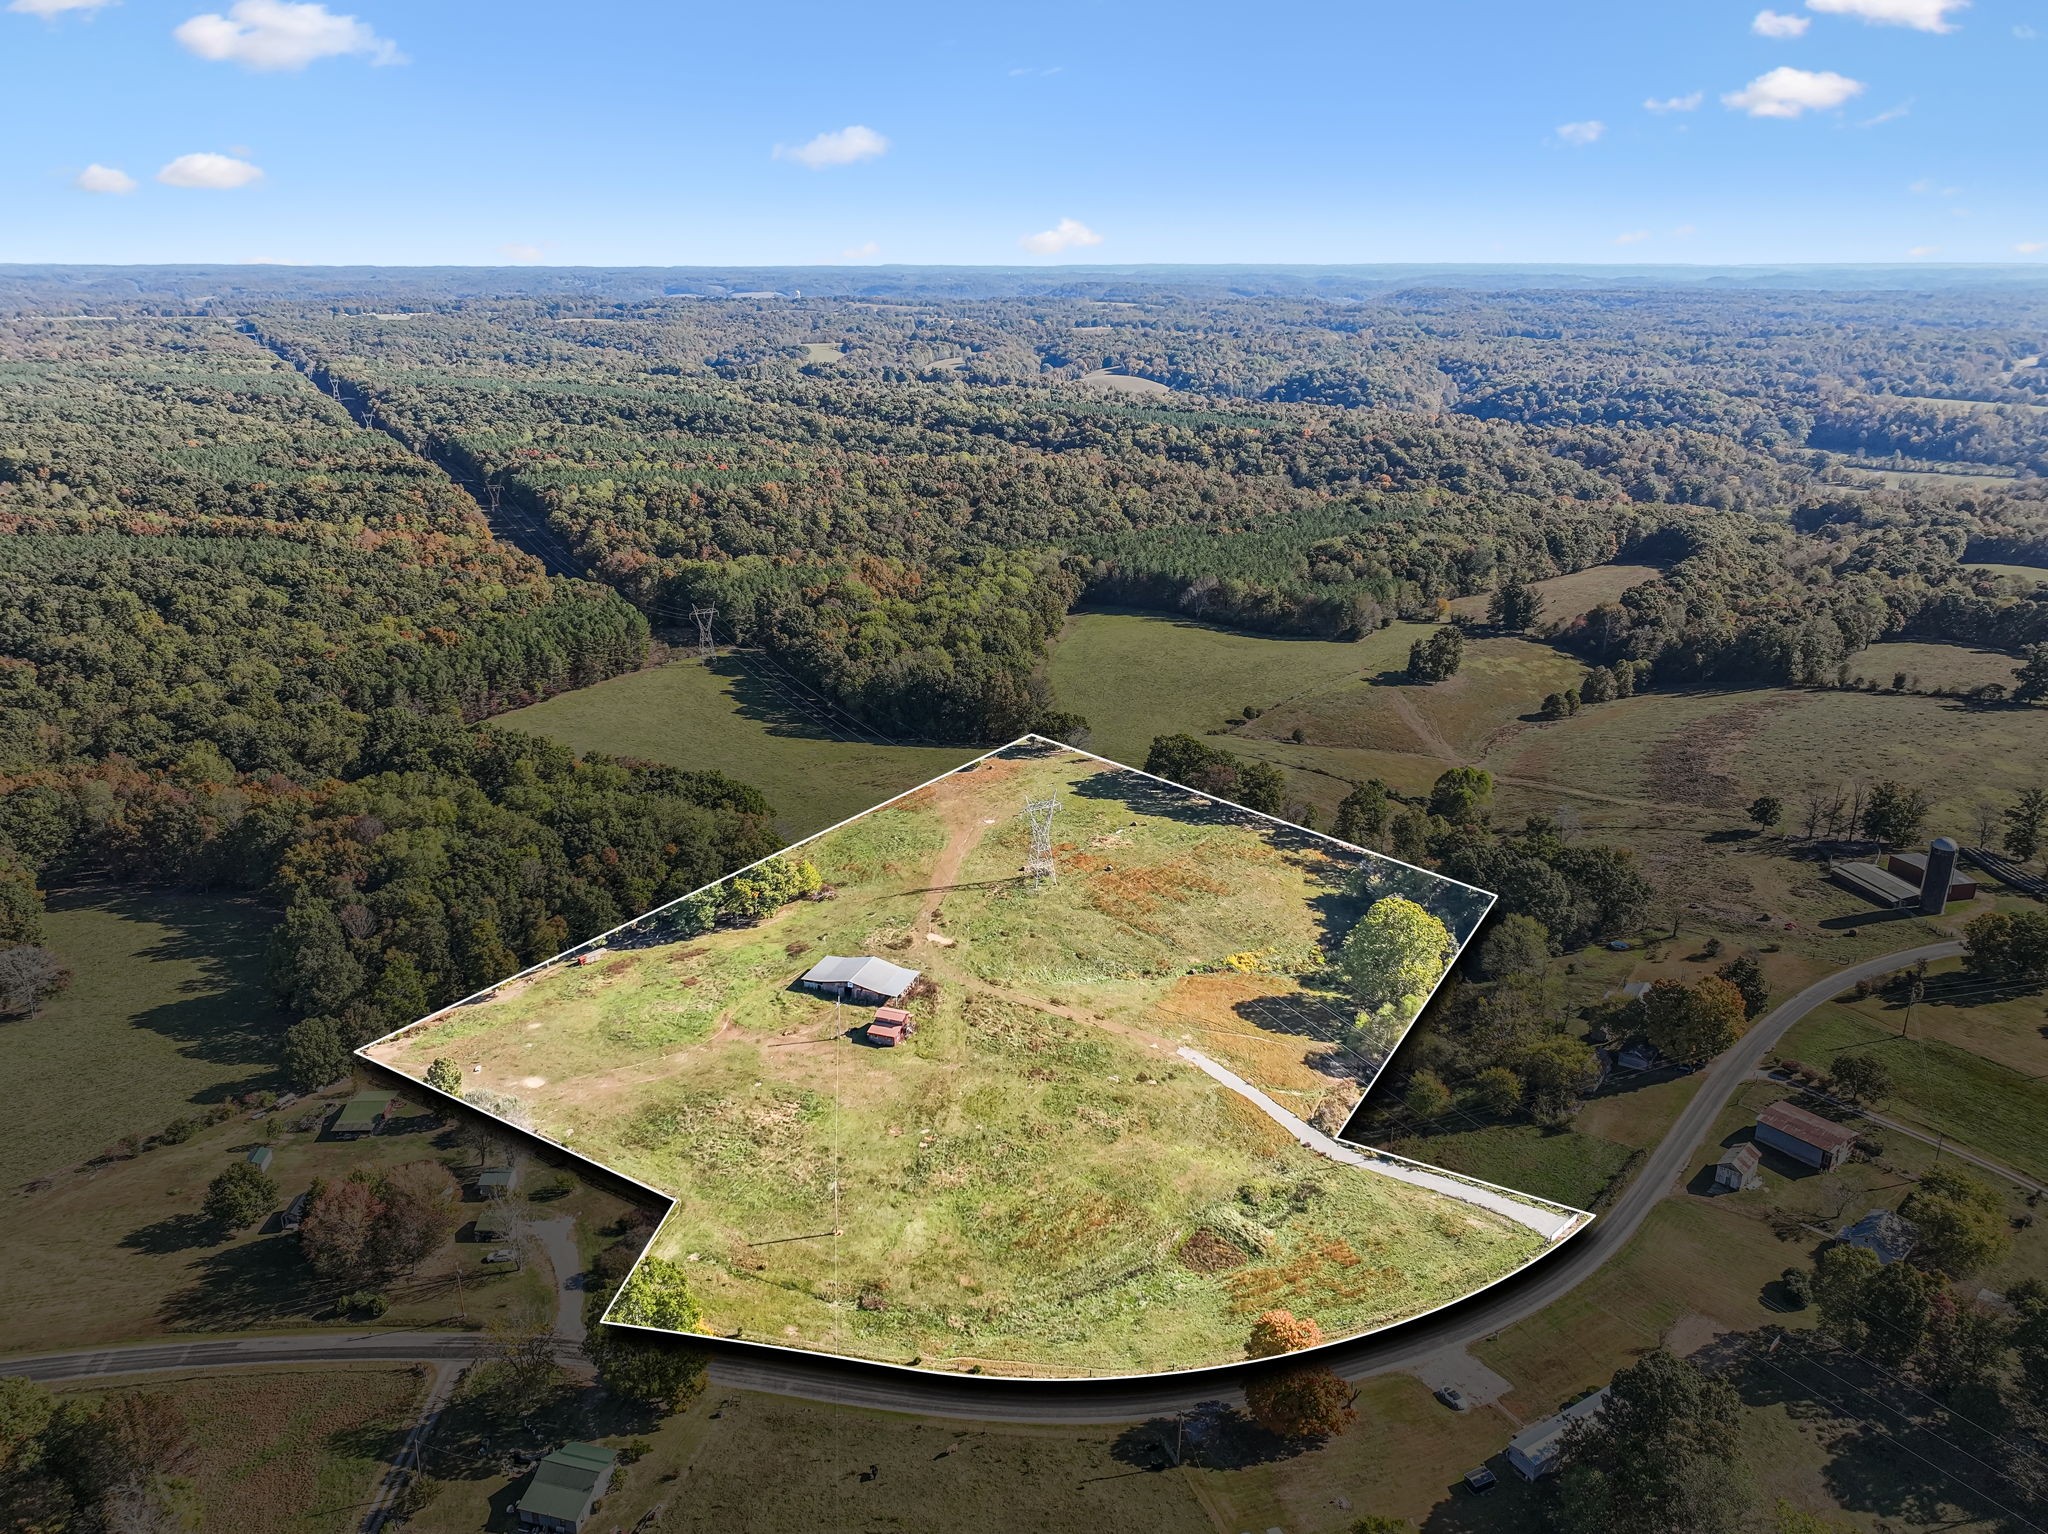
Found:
[3,0,2041,266]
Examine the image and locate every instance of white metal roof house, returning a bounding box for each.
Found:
[1506,1385,1610,1481]
[798,955,921,1002]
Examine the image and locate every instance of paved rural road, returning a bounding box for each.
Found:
[6,939,1964,1426]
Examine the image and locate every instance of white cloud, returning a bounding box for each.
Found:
[1906,244,1940,257]
[1722,66,1864,117]
[1807,0,1968,31]
[773,125,888,169]
[498,242,543,262]
[1753,9,1811,36]
[2015,24,2037,39]
[1555,119,1605,146]
[839,240,881,260]
[1613,230,1651,245]
[74,163,137,193]
[174,1,402,71]
[1643,92,1702,112]
[156,151,264,188]
[1007,65,1062,77]
[1858,99,1913,125]
[9,0,114,15]
[1018,217,1103,256]
[2016,241,2045,254]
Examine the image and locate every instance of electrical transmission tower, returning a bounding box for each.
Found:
[1023,797,1059,883]
[689,605,717,661]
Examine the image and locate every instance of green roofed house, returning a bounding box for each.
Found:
[476,1165,518,1198]
[516,1441,617,1533]
[329,1091,392,1139]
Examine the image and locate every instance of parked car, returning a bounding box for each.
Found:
[1435,1386,1468,1411]
[483,1248,518,1264]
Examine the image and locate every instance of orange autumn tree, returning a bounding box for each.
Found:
[1246,1309,1327,1359]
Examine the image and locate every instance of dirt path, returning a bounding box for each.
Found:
[1175,1047,1586,1240]
[1383,687,1462,765]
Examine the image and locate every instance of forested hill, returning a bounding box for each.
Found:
[2,274,2046,1101]
[0,315,778,1095]
[232,280,2047,740]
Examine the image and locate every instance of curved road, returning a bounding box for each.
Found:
[7,940,1961,1424]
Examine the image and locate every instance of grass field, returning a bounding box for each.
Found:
[367,743,1559,1378]
[495,654,969,838]
[1046,608,1586,816]
[2,1082,568,1353]
[1077,369,1171,395]
[61,1365,424,1534]
[1778,1003,2048,1181]
[1385,1122,1638,1211]
[9,887,284,1182]
[1446,561,1665,622]
[1966,561,2048,586]
[1845,640,2023,692]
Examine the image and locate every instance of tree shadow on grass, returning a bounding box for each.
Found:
[1731,1339,2011,1529]
[46,884,287,1094]
[119,1212,221,1255]
[158,1232,330,1331]
[1109,1402,1320,1473]
[711,655,871,744]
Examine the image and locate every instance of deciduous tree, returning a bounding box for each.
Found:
[1243,1364,1356,1440]
[1246,1309,1326,1358]
[202,1161,278,1232]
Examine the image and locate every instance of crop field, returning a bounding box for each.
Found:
[496,653,971,837]
[365,741,1577,1378]
[9,888,283,1181]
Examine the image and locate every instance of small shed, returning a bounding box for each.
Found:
[799,955,921,1003]
[1712,1143,1763,1193]
[329,1091,392,1139]
[477,1166,518,1199]
[245,1145,274,1174]
[279,1191,310,1233]
[1755,1101,1857,1171]
[1617,1043,1660,1074]
[865,1019,908,1047]
[515,1441,617,1532]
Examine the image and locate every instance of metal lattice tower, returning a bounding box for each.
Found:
[689,605,717,660]
[1023,797,1059,883]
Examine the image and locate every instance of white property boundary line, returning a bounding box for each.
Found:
[356,734,1592,1384]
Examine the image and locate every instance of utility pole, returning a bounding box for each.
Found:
[690,606,717,661]
[1024,798,1058,882]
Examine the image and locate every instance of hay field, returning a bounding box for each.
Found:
[11,888,283,1180]
[1077,368,1170,396]
[496,654,970,838]
[1446,561,1665,622]
[366,743,1546,1378]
